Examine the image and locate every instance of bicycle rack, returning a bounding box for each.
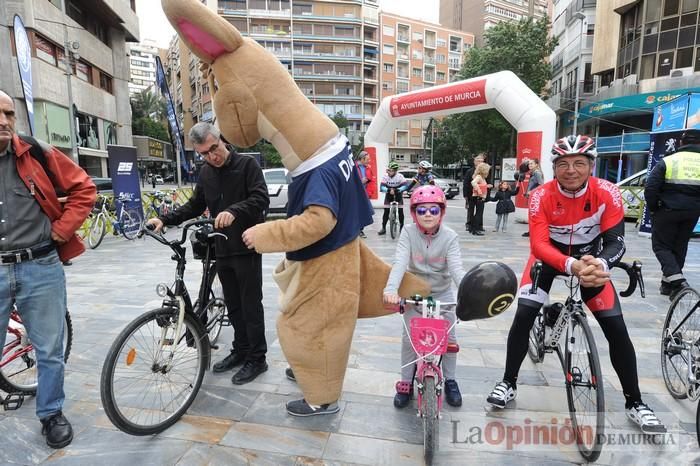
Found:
[1,392,25,411]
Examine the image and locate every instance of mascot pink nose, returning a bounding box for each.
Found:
[178,18,228,59]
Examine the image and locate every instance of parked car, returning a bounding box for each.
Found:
[263,168,290,216]
[615,169,647,219]
[91,176,112,193]
[154,175,164,184]
[398,169,460,199]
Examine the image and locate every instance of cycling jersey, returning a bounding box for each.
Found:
[406,172,435,191]
[380,173,407,205]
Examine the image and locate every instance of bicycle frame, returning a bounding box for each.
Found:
[1,311,30,372]
[664,299,700,400]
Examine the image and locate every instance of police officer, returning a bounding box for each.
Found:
[645,129,700,299]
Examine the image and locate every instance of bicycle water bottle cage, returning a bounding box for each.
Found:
[1,392,25,411]
[396,380,412,395]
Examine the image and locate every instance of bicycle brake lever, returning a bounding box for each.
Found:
[634,261,645,299]
[208,232,228,241]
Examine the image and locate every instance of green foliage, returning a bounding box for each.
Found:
[434,17,558,161]
[248,140,283,168]
[132,117,169,141]
[131,90,167,121]
[331,111,349,130]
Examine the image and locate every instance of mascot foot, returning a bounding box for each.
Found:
[285,367,296,382]
[286,399,339,417]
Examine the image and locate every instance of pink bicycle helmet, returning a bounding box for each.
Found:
[410,185,447,226]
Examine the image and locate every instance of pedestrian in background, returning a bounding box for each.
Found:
[463,153,485,232]
[490,180,519,233]
[0,90,96,448]
[521,158,543,237]
[356,151,375,238]
[645,129,700,299]
[470,162,491,236]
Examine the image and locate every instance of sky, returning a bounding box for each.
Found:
[135,0,440,48]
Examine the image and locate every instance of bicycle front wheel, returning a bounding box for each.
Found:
[564,314,604,462]
[661,287,700,399]
[100,308,208,435]
[389,209,398,239]
[421,376,439,466]
[120,208,142,240]
[87,214,106,249]
[527,309,546,363]
[0,311,73,395]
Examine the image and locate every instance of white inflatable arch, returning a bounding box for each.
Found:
[364,71,556,209]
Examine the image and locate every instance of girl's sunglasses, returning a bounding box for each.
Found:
[415,206,441,216]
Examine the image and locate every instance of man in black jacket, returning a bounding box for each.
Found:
[645,129,700,299]
[147,122,270,384]
[463,153,485,232]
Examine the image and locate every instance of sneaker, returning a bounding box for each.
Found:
[444,379,462,407]
[378,229,386,236]
[286,398,339,417]
[659,281,672,296]
[231,359,268,385]
[626,401,667,434]
[487,381,516,409]
[285,367,296,382]
[212,351,246,373]
[393,380,413,408]
[522,232,530,237]
[41,412,73,449]
[359,230,367,239]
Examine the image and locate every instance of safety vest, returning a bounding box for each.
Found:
[663,151,700,185]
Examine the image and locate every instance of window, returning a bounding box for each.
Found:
[292,2,312,14]
[664,0,680,16]
[396,80,409,93]
[676,47,694,67]
[696,47,700,71]
[413,32,423,42]
[34,35,57,66]
[411,135,421,146]
[412,68,422,78]
[640,53,655,79]
[683,0,699,12]
[436,54,446,64]
[383,25,394,36]
[76,61,92,83]
[657,51,674,76]
[396,132,408,146]
[437,38,447,47]
[383,44,394,55]
[410,119,422,128]
[99,72,113,94]
[437,71,445,81]
[647,0,662,21]
[382,81,393,90]
[383,63,394,73]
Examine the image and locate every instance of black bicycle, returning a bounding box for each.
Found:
[526,259,644,462]
[100,219,228,435]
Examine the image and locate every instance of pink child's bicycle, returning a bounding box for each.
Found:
[392,295,459,466]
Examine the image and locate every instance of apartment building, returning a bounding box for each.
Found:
[379,13,474,164]
[439,0,550,44]
[1,0,138,176]
[128,39,161,96]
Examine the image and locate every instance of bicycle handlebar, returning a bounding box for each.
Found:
[386,295,457,314]
[138,218,216,248]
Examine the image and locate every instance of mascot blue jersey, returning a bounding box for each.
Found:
[287,145,373,261]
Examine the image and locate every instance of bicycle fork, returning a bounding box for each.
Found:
[154,296,187,374]
[416,362,443,417]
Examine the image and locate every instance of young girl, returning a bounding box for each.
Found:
[469,163,491,235]
[490,181,519,233]
[378,161,407,235]
[383,186,466,408]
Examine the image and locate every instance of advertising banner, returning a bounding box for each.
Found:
[501,158,517,181]
[155,56,185,184]
[389,79,487,118]
[13,15,34,135]
[108,145,144,235]
[687,93,700,129]
[651,95,689,133]
[514,131,543,209]
[639,131,684,235]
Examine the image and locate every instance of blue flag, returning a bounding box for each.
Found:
[13,15,35,135]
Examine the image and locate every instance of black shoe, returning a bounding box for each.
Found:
[41,412,73,449]
[62,260,73,266]
[444,379,462,407]
[212,351,246,373]
[359,230,367,239]
[285,367,296,382]
[232,359,268,385]
[378,229,386,236]
[669,280,690,301]
[522,232,530,237]
[474,231,485,236]
[659,282,672,296]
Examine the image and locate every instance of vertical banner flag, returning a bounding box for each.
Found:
[13,15,35,135]
[108,145,144,236]
[514,131,543,209]
[155,56,186,181]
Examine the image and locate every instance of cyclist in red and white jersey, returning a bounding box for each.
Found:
[486,135,666,434]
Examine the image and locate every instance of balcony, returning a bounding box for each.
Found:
[293,12,361,23]
[248,8,292,18]
[560,81,595,111]
[596,132,650,155]
[293,72,362,81]
[546,93,561,112]
[424,57,436,66]
[293,51,361,62]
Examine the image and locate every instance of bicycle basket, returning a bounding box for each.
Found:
[410,317,449,355]
[189,226,215,260]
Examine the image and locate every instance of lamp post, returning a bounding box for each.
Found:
[60,0,79,163]
[572,12,586,135]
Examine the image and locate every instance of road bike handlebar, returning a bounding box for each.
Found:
[138,218,220,247]
[385,295,457,314]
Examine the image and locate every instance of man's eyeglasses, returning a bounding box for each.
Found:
[415,206,441,216]
[198,140,221,157]
[555,160,590,171]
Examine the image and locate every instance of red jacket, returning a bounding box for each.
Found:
[12,134,96,261]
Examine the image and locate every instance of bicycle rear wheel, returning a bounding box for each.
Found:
[421,376,439,466]
[564,314,604,462]
[661,287,700,399]
[87,214,106,249]
[0,311,73,395]
[100,308,208,435]
[120,208,142,240]
[527,309,546,363]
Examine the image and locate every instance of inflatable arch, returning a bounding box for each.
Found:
[363,71,556,210]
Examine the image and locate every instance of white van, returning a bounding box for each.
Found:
[615,169,647,219]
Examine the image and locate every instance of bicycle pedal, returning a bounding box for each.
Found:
[2,392,25,411]
[210,343,219,350]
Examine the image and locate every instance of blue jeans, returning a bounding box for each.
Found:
[0,248,67,419]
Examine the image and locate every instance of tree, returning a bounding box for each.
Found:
[434,17,558,163]
[131,89,167,121]
[247,140,282,168]
[132,116,170,141]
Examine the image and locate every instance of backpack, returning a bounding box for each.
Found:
[18,135,66,196]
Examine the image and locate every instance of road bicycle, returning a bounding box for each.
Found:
[100,219,228,435]
[388,201,400,239]
[86,194,142,249]
[391,295,458,466]
[1,307,73,410]
[526,259,645,462]
[659,285,700,446]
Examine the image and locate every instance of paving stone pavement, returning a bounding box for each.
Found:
[2,198,700,465]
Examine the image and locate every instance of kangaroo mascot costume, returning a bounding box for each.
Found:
[161,0,429,414]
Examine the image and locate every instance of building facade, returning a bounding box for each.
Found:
[439,0,550,44]
[0,0,139,176]
[576,0,700,181]
[379,13,474,165]
[128,39,160,96]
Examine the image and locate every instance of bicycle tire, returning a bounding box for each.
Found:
[661,287,700,399]
[0,311,73,395]
[564,314,604,463]
[389,208,397,239]
[194,268,226,345]
[696,400,700,448]
[527,309,546,363]
[100,308,208,435]
[422,376,438,466]
[87,214,106,249]
[120,208,142,240]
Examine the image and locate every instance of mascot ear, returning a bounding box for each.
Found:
[162,0,243,63]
